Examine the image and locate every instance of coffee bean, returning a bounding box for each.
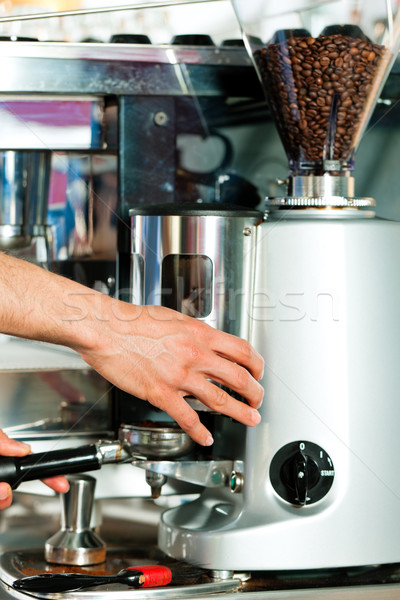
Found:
[254,31,385,165]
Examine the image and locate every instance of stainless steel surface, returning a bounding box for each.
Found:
[267,197,375,210]
[0,151,51,249]
[290,175,355,199]
[119,424,194,459]
[0,579,240,599]
[131,459,238,487]
[0,43,251,98]
[130,208,261,339]
[97,440,131,464]
[0,99,105,150]
[266,196,376,219]
[0,366,111,436]
[2,514,400,599]
[0,547,240,598]
[45,474,106,566]
[2,580,400,600]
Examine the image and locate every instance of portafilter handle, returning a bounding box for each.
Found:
[0,441,130,489]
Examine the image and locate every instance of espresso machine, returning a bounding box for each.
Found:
[2,0,400,596]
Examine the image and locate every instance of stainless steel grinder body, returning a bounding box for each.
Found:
[129,204,262,340]
[158,206,400,570]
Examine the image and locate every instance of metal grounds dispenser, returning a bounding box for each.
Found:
[129,203,261,339]
[158,1,400,572]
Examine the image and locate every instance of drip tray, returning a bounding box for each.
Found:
[3,548,400,599]
[0,547,240,599]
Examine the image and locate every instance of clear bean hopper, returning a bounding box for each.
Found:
[231,0,400,202]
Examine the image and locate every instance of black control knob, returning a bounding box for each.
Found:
[270,441,334,506]
[171,34,215,46]
[109,34,151,44]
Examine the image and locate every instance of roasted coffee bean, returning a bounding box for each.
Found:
[254,30,385,163]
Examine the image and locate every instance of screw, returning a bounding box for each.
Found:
[154,111,168,126]
[243,227,252,237]
[230,470,244,493]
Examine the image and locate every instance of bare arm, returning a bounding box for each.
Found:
[1,253,264,444]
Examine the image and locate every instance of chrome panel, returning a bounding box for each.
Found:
[130,211,260,339]
[0,42,252,96]
[130,459,238,488]
[0,98,105,150]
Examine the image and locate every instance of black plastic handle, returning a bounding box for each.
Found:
[0,444,101,489]
[13,570,142,593]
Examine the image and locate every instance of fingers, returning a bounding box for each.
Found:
[188,377,261,427]
[0,431,31,457]
[202,357,264,409]
[150,376,261,447]
[153,394,214,447]
[207,329,264,381]
[0,432,28,510]
[0,482,12,510]
[0,431,31,456]
[41,476,70,494]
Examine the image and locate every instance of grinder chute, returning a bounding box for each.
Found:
[231,0,400,200]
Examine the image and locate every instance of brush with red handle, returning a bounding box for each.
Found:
[12,565,173,593]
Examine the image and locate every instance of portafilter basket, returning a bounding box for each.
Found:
[119,423,195,459]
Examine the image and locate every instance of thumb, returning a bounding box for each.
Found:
[0,431,30,457]
[0,482,12,510]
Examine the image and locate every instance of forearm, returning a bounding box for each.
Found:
[0,252,114,353]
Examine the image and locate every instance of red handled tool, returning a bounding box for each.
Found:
[12,565,173,593]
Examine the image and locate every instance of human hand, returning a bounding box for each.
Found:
[0,254,264,448]
[0,431,69,510]
[75,301,264,447]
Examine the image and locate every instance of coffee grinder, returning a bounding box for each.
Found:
[157,0,400,571]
